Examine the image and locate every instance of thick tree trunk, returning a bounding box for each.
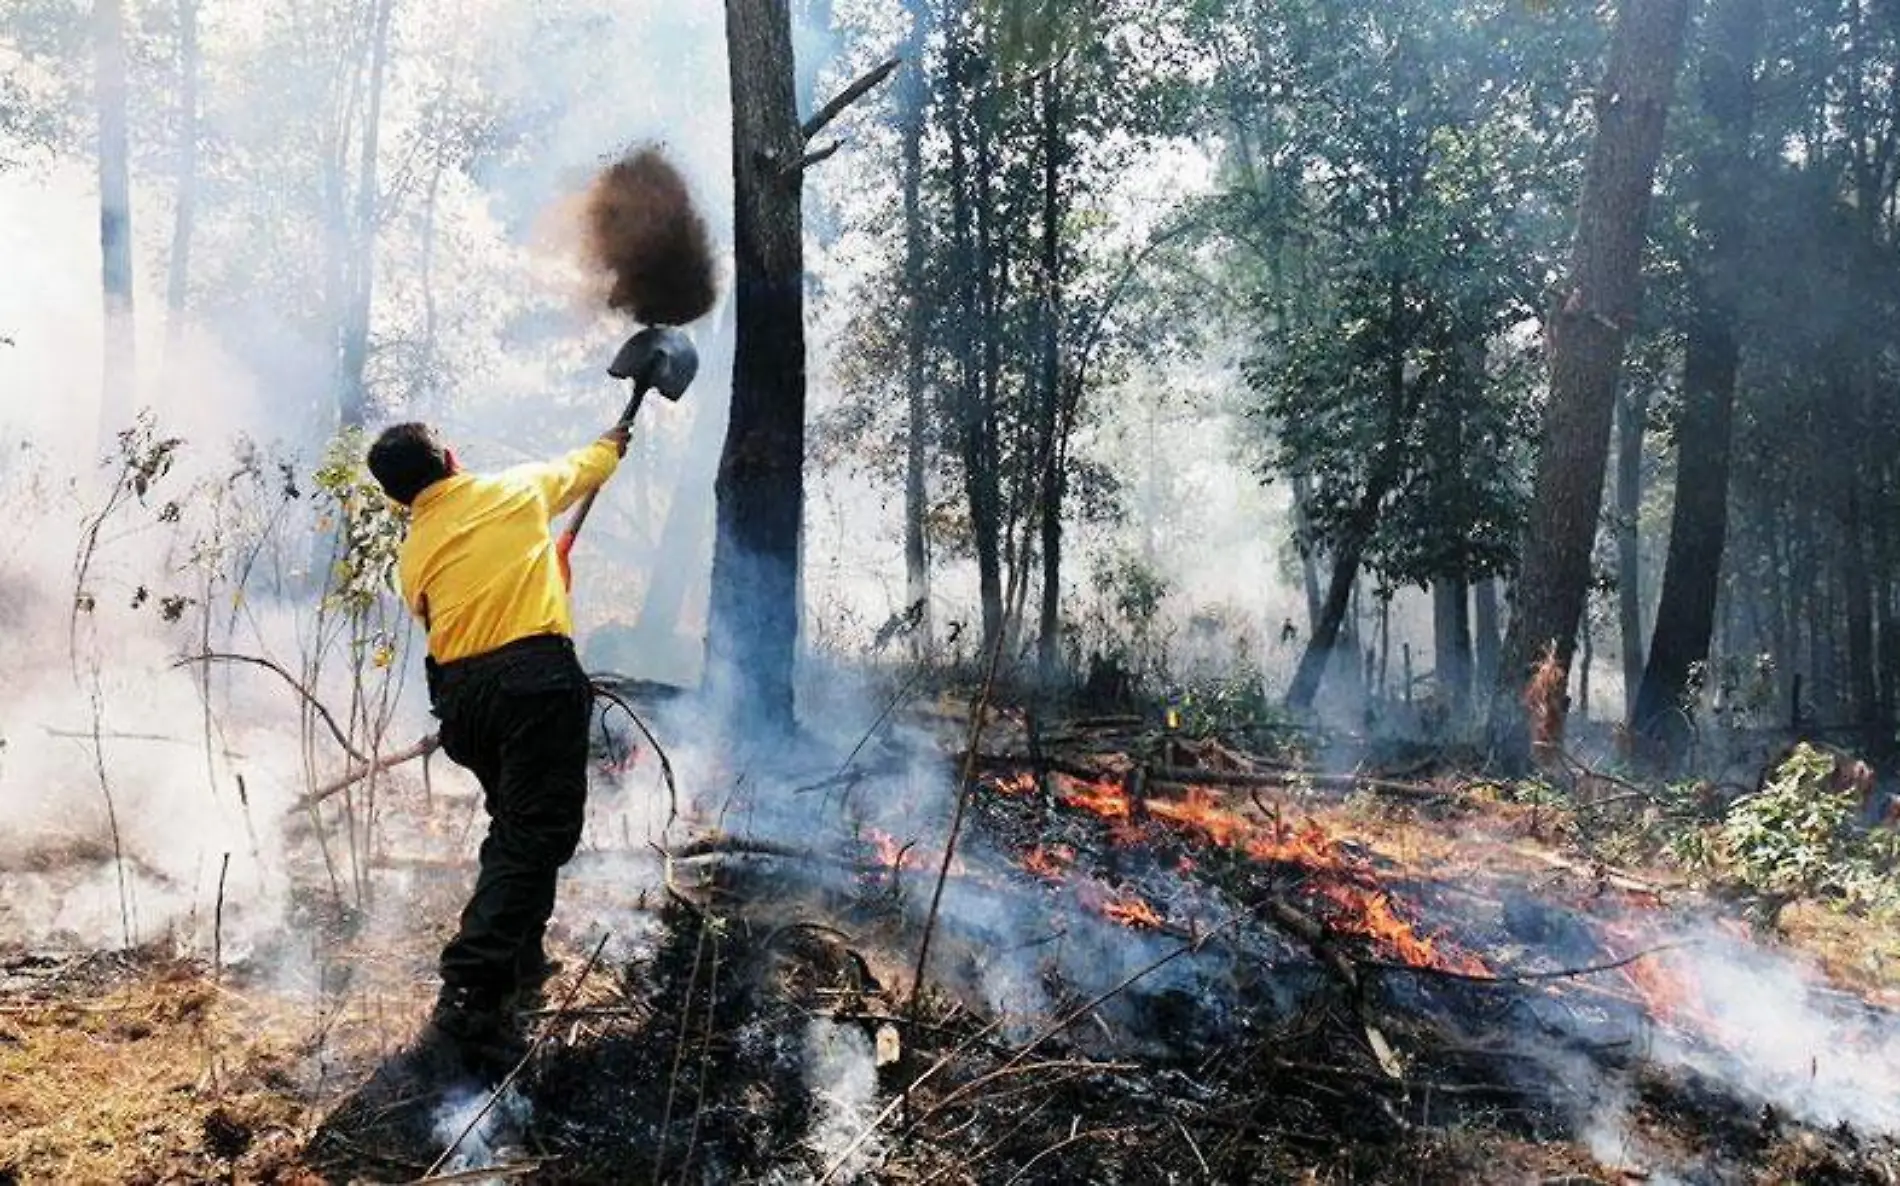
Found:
[1035,68,1064,686]
[1473,577,1502,687]
[1631,0,1762,757]
[900,0,932,658]
[1614,386,1647,722]
[708,0,808,735]
[95,0,136,446]
[337,0,393,430]
[164,0,199,350]
[1433,578,1472,722]
[1489,0,1691,766]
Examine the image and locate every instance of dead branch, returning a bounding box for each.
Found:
[909,625,1012,1015]
[802,56,901,141]
[174,651,366,763]
[286,734,440,815]
[589,682,679,830]
[1359,940,1690,986]
[1001,1126,1124,1185]
[790,142,845,174]
[1527,847,1683,894]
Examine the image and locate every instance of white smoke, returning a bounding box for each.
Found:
[430,1084,534,1179]
[801,1018,881,1181]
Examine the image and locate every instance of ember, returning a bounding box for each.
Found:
[1022,844,1074,879]
[1100,895,1164,929]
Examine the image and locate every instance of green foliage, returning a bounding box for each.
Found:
[312,429,404,621]
[1670,743,1900,922]
[1163,669,1299,751]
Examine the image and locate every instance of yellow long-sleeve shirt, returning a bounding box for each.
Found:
[397,440,620,663]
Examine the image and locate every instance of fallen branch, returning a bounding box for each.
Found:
[1359,940,1691,985]
[175,652,366,764]
[287,734,440,814]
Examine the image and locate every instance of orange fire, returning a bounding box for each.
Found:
[988,770,1038,796]
[990,766,1489,975]
[868,828,921,870]
[1054,772,1133,820]
[1022,844,1075,878]
[1602,921,1709,1029]
[1101,895,1164,929]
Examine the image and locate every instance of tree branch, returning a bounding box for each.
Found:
[174,651,366,763]
[788,141,845,176]
[286,733,440,814]
[802,55,901,142]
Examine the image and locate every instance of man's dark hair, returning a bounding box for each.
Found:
[367,422,451,505]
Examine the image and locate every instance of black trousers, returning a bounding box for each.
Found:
[429,634,592,997]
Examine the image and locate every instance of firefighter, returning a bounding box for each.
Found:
[367,421,628,1068]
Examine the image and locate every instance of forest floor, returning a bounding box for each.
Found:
[3,694,1900,1184]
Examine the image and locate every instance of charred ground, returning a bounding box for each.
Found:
[4,694,1900,1184]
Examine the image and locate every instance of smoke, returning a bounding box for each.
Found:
[800,1019,881,1179]
[1641,922,1900,1133]
[430,1084,533,1177]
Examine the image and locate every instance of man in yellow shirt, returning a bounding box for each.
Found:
[367,420,626,1069]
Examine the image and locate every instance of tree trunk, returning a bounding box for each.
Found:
[900,0,932,658]
[1489,0,1691,767]
[95,0,136,446]
[1615,385,1647,723]
[1631,0,1762,757]
[164,0,199,351]
[1844,487,1880,743]
[1035,67,1064,686]
[707,0,808,735]
[1433,578,1472,722]
[1473,577,1502,687]
[946,34,1004,653]
[337,0,393,430]
[1286,497,1377,712]
[1291,475,1324,634]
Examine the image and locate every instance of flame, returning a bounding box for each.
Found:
[1054,772,1132,820]
[990,767,1490,976]
[1023,844,1074,879]
[868,828,920,870]
[988,770,1037,796]
[1318,886,1490,976]
[1101,895,1164,929]
[1602,921,1710,1029]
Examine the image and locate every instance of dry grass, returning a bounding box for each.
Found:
[0,958,315,1183]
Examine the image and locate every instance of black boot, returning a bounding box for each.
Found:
[425,985,527,1078]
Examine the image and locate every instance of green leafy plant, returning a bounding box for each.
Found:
[1674,743,1900,925]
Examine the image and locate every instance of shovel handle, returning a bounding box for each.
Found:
[556,387,649,590]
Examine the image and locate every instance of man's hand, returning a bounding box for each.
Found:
[601,424,631,458]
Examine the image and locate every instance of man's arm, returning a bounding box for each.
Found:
[513,433,626,516]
